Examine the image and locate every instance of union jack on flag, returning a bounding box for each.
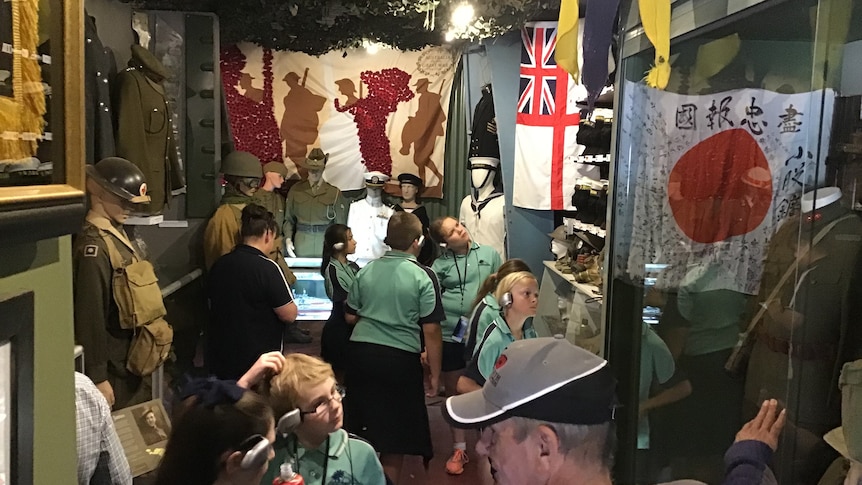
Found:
[513,22,589,211]
[518,25,560,123]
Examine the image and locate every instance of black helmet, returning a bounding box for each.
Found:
[86,157,150,204]
[221,151,263,178]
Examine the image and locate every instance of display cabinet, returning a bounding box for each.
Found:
[609,0,862,482]
[535,261,604,356]
[287,258,332,321]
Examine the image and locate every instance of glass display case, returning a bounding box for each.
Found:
[287,258,332,321]
[609,0,862,483]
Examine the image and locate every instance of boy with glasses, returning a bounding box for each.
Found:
[264,353,385,485]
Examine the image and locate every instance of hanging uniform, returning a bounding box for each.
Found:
[285,181,349,257]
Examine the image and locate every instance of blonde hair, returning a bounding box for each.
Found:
[494,271,537,305]
[268,354,334,417]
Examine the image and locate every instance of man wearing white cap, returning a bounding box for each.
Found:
[444,336,617,485]
[346,171,395,265]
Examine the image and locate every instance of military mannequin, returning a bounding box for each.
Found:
[744,187,862,484]
[114,44,184,215]
[73,157,155,409]
[284,148,348,258]
[347,172,395,265]
[459,157,507,259]
[394,173,434,266]
[253,161,289,241]
[203,151,307,343]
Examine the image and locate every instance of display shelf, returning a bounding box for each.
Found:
[536,260,605,356]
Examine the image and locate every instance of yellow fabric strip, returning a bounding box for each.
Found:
[639,0,671,89]
[555,0,580,81]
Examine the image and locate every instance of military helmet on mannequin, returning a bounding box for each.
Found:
[221,151,263,179]
[86,157,151,204]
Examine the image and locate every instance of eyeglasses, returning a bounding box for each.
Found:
[299,385,346,418]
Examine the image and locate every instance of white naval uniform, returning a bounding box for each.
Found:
[347,199,395,266]
[459,193,507,260]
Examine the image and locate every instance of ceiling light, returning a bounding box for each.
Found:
[450,3,475,29]
[445,30,456,42]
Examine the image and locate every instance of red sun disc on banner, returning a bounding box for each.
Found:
[668,128,773,244]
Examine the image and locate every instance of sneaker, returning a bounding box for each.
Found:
[284,324,312,344]
[445,448,469,475]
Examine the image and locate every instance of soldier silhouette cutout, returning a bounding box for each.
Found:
[400,77,445,188]
[334,68,414,175]
[237,72,264,103]
[281,69,326,178]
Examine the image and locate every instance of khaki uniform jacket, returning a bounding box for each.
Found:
[203,202,296,284]
[252,189,286,236]
[284,181,348,257]
[73,213,151,408]
[114,49,184,215]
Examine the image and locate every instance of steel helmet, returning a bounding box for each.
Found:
[86,157,150,204]
[221,151,263,178]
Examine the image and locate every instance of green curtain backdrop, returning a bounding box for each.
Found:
[424,57,470,223]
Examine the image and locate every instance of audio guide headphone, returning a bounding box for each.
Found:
[417,235,425,247]
[239,434,273,470]
[333,242,345,250]
[500,292,513,308]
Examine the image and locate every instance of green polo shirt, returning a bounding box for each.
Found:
[347,250,445,353]
[638,322,676,450]
[324,259,358,302]
[263,429,385,485]
[431,243,501,343]
[464,315,538,386]
[464,293,500,359]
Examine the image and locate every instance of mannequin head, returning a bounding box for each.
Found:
[364,171,389,204]
[86,157,151,224]
[261,162,288,191]
[307,169,323,186]
[222,151,264,197]
[398,173,423,204]
[469,157,501,193]
[551,239,571,260]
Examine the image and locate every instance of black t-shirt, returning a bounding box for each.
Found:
[206,244,294,379]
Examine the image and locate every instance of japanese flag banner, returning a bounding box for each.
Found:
[616,80,835,294]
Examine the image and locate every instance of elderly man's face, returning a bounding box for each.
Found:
[476,420,548,485]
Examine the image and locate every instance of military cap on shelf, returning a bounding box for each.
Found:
[364,171,390,187]
[262,161,289,177]
[574,231,605,251]
[300,148,329,170]
[397,173,423,188]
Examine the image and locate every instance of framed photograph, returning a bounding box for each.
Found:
[0,291,35,485]
[0,0,86,245]
[111,399,171,477]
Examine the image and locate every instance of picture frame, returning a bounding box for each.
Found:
[0,291,35,485]
[111,399,171,477]
[0,0,86,246]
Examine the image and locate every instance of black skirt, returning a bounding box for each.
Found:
[344,341,432,460]
[321,304,352,373]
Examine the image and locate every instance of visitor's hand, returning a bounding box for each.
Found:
[285,239,297,258]
[420,350,429,367]
[238,351,286,388]
[735,399,786,451]
[96,380,115,408]
[426,375,440,398]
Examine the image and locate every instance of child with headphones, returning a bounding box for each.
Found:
[154,379,276,485]
[458,271,540,393]
[462,259,532,362]
[428,216,502,475]
[320,224,359,383]
[263,353,386,485]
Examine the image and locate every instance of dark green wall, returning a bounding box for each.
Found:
[0,236,77,483]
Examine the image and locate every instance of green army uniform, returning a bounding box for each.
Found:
[284,180,348,257]
[73,213,152,409]
[114,45,184,215]
[348,250,444,353]
[263,429,385,485]
[203,187,296,284]
[464,314,538,386]
[253,188,286,236]
[744,203,862,483]
[431,243,501,343]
